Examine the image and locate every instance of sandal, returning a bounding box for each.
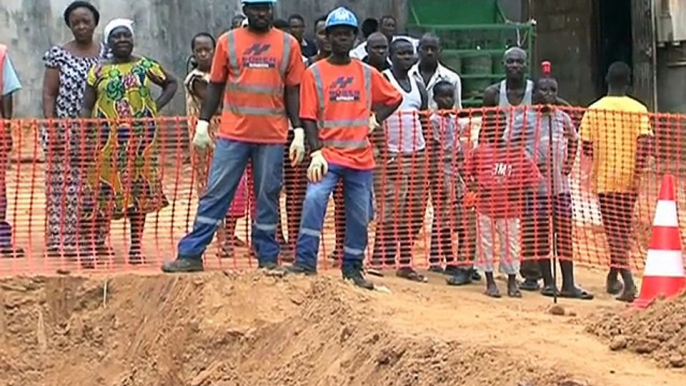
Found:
[0,246,25,258]
[486,285,502,298]
[540,285,560,297]
[95,246,114,258]
[128,250,146,265]
[616,288,637,303]
[520,278,541,291]
[396,267,428,283]
[559,287,594,300]
[508,287,523,298]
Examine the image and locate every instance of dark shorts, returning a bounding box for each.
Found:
[597,192,637,267]
[522,193,573,257]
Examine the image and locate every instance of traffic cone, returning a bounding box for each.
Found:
[634,174,686,308]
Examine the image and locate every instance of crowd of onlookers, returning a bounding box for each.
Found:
[0,1,653,303]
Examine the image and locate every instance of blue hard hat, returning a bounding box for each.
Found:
[242,0,276,4]
[325,7,358,29]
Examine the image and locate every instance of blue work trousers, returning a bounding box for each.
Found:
[295,164,373,271]
[177,138,284,264]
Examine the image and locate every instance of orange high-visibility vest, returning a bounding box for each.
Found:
[310,62,374,169]
[217,28,294,142]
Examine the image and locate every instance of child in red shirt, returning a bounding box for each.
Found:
[465,124,541,298]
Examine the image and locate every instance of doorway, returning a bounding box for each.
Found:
[594,0,633,95]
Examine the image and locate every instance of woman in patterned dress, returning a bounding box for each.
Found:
[41,1,107,257]
[184,33,248,257]
[80,19,178,265]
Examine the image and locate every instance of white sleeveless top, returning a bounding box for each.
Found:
[499,79,534,118]
[382,69,425,154]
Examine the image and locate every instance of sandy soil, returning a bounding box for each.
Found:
[0,268,684,386]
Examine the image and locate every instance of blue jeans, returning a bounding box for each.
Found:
[177,138,284,263]
[295,164,373,271]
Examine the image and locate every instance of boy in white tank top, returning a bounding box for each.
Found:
[371,38,429,283]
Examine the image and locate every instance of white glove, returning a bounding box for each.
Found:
[192,120,213,150]
[289,127,305,166]
[307,150,329,183]
[368,113,381,135]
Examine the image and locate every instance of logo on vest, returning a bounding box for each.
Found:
[328,76,360,102]
[243,43,276,68]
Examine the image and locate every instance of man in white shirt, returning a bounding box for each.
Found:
[350,15,418,60]
[409,33,462,110]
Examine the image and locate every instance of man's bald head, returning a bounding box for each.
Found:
[503,46,527,79]
[418,33,441,66]
[367,32,387,45]
[503,46,527,62]
[419,33,441,48]
[366,32,389,68]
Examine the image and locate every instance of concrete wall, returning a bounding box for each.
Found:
[1,0,406,118]
[531,0,597,106]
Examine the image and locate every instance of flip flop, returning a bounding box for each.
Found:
[366,268,384,277]
[485,286,502,298]
[520,279,541,291]
[540,285,559,297]
[508,287,523,298]
[559,287,594,300]
[396,268,428,283]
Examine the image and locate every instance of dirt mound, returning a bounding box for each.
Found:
[0,272,593,386]
[586,292,686,368]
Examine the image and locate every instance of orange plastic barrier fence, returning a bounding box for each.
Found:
[0,106,677,276]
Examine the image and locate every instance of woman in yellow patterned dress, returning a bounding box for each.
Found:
[80,19,178,266]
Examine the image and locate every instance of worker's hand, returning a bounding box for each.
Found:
[289,127,305,166]
[307,150,328,183]
[192,120,213,150]
[368,113,381,135]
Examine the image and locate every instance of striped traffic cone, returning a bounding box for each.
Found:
[634,174,686,308]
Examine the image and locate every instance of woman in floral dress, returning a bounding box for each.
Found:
[41,1,107,257]
[80,19,177,266]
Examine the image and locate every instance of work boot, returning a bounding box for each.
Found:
[256,260,286,277]
[342,261,374,290]
[162,258,204,273]
[285,264,317,276]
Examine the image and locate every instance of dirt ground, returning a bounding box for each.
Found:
[2,125,685,385]
[1,267,685,386]
[587,291,686,369]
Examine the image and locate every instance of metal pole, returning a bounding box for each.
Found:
[547,107,558,304]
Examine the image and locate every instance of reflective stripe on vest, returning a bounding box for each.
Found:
[222,31,291,116]
[322,139,368,149]
[0,44,6,96]
[311,64,372,131]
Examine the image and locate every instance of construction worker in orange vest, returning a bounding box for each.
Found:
[0,43,24,258]
[163,0,306,273]
[286,7,403,289]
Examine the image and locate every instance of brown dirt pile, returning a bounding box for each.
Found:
[586,292,686,368]
[0,272,592,386]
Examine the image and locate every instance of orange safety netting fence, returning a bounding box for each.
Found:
[0,105,680,276]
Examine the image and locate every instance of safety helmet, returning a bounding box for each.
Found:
[325,7,358,29]
[241,0,276,4]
